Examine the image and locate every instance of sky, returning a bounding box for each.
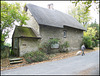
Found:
[4,1,99,44]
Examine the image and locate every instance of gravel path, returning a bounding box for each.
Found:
[1,50,99,75]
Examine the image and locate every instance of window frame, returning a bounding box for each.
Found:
[63,30,67,38]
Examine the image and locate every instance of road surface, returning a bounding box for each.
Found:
[1,50,99,75]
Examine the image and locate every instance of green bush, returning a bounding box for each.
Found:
[94,40,99,47]
[1,43,12,58]
[39,42,50,54]
[83,36,93,49]
[1,50,8,59]
[39,38,59,54]
[92,41,96,47]
[39,40,69,54]
[39,44,47,53]
[23,51,49,63]
[59,41,69,53]
[62,41,69,48]
[48,38,59,44]
[1,46,10,59]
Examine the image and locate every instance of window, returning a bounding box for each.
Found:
[63,30,67,38]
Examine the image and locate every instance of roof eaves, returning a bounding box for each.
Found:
[14,36,41,39]
[64,25,86,31]
[39,24,63,28]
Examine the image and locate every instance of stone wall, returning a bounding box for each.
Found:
[19,38,40,56]
[40,25,83,51]
[24,9,40,35]
[18,9,83,55]
[16,25,83,56]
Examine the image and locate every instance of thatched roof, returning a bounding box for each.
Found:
[13,26,41,38]
[26,4,86,31]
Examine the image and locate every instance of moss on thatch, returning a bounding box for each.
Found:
[13,26,37,38]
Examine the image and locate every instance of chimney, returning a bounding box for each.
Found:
[48,3,54,10]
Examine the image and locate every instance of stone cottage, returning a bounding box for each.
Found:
[12,4,86,56]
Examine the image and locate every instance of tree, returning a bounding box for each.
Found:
[68,3,91,27]
[83,26,98,48]
[89,20,99,40]
[84,27,97,40]
[83,27,97,49]
[1,1,29,44]
[71,0,99,14]
[82,36,93,49]
[70,0,99,48]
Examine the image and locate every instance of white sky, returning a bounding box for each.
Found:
[5,1,99,44]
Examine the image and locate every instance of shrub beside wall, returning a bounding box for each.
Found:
[23,38,70,63]
[82,36,93,49]
[94,40,99,47]
[92,41,96,47]
[39,38,60,54]
[23,51,49,63]
[82,36,99,49]
[1,46,10,59]
[59,41,69,53]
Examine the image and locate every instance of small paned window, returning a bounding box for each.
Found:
[63,30,67,38]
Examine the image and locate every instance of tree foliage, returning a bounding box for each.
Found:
[84,27,97,40]
[1,1,29,43]
[68,4,91,27]
[71,0,99,14]
[69,0,99,48]
[83,21,99,48]
[82,36,93,49]
[89,20,99,40]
